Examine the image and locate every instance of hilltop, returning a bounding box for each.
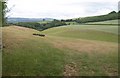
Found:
[62,11,119,24]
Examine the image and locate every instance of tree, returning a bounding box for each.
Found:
[0,1,5,26]
[61,19,65,22]
[118,10,120,13]
[108,11,116,14]
[2,1,6,25]
[1,0,10,26]
[43,19,45,21]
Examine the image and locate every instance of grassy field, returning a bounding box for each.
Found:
[2,24,118,76]
[85,20,118,25]
[43,25,119,41]
[38,21,51,24]
[65,22,79,25]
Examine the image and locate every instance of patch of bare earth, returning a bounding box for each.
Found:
[103,64,118,76]
[63,62,79,76]
[50,38,117,53]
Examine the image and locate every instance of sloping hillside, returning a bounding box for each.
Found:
[85,20,118,25]
[3,26,118,76]
[74,11,118,23]
[43,25,119,42]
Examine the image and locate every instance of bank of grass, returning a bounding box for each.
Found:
[43,25,119,42]
[85,20,118,25]
[3,25,118,76]
[3,26,66,76]
[38,21,51,24]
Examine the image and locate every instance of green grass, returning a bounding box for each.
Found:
[65,22,79,25]
[43,25,119,42]
[3,26,66,76]
[3,25,118,76]
[85,20,118,25]
[38,21,51,24]
[3,39,65,76]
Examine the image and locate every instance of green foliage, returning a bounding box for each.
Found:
[61,11,119,24]
[75,12,118,23]
[0,0,11,26]
[1,1,8,26]
[108,11,117,14]
[8,11,119,30]
[0,1,2,25]
[61,19,73,22]
[13,20,67,31]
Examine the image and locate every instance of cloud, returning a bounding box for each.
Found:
[7,0,119,19]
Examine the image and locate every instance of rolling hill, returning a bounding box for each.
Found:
[7,18,54,23]
[7,11,119,31]
[85,20,118,25]
[3,24,118,76]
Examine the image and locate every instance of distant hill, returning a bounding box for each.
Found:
[62,11,119,24]
[7,11,119,31]
[7,18,54,23]
[75,11,119,23]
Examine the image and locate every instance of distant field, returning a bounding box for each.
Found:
[65,22,79,25]
[38,21,51,24]
[85,20,118,25]
[3,24,118,76]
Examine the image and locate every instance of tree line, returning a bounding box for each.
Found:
[61,11,119,23]
[12,19,67,31]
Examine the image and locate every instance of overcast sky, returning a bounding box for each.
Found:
[7,0,119,19]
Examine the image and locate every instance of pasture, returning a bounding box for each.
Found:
[85,20,118,25]
[2,23,118,76]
